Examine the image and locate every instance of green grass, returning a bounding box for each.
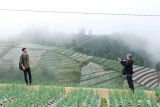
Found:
[0,80,80,88]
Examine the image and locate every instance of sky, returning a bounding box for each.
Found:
[0,0,160,36]
[0,0,160,62]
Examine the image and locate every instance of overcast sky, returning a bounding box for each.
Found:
[0,0,160,36]
[0,0,160,62]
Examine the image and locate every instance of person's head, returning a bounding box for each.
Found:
[127,53,132,60]
[22,48,27,54]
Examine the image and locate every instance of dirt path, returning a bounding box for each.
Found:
[64,87,155,98]
[0,83,155,98]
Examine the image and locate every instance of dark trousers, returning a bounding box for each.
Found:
[126,75,134,93]
[23,67,32,84]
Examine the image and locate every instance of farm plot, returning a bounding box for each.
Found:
[57,89,101,107]
[0,84,158,107]
[106,89,160,107]
[80,62,122,88]
[0,85,64,107]
[132,66,160,89]
[2,47,47,67]
[92,56,160,89]
[37,50,80,68]
[62,50,92,63]
[0,42,16,58]
[35,49,82,82]
[92,57,122,72]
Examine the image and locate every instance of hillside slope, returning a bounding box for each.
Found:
[0,43,82,83]
[62,50,160,89]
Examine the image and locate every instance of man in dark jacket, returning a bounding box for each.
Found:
[118,53,134,93]
[20,48,32,86]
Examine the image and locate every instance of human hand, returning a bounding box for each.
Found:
[117,57,122,62]
[23,67,25,70]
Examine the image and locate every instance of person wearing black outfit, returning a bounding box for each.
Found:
[118,53,134,93]
[19,48,32,86]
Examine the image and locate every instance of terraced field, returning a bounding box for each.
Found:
[0,43,82,84]
[0,42,16,58]
[35,49,82,83]
[92,57,160,89]
[62,50,92,63]
[124,65,160,89]
[2,43,51,67]
[37,49,80,68]
[0,42,160,89]
[80,62,122,88]
[62,50,123,88]
[62,50,160,89]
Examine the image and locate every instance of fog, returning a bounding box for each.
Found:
[0,0,160,63]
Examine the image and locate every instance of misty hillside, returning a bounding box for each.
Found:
[0,40,159,89]
[64,33,158,69]
[0,42,82,84]
[0,30,160,89]
[11,30,159,69]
